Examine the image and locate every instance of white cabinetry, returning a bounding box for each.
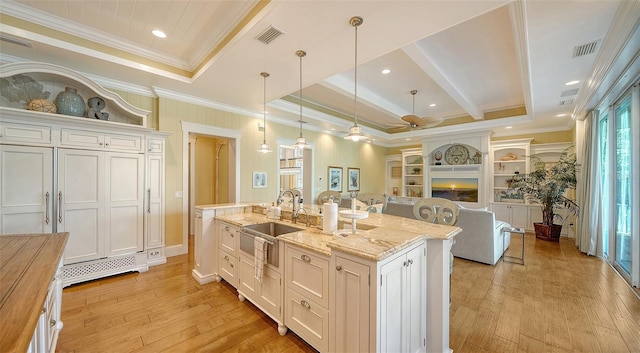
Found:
[0,62,166,286]
[284,244,330,352]
[0,145,53,234]
[237,254,283,329]
[145,136,167,265]
[330,241,427,353]
[379,243,426,353]
[218,220,239,285]
[401,148,425,198]
[493,203,529,230]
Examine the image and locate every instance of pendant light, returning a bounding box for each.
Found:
[257,72,272,153]
[344,16,366,142]
[293,50,309,149]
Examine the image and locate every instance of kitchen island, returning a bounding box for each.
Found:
[194,203,459,353]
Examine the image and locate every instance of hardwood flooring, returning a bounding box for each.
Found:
[56,234,640,353]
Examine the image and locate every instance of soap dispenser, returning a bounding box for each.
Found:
[316,208,323,229]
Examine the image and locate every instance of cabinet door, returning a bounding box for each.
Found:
[145,154,164,248]
[238,254,257,296]
[493,204,510,224]
[0,145,53,234]
[58,149,105,264]
[510,205,528,229]
[333,255,370,353]
[258,267,282,320]
[105,152,144,256]
[405,245,426,353]
[379,253,406,353]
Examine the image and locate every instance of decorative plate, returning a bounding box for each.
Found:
[444,145,469,165]
[434,150,442,161]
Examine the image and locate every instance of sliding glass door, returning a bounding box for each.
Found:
[599,113,610,259]
[613,95,632,276]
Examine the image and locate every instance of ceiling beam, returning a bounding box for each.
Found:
[509,0,535,120]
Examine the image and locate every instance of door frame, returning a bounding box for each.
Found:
[174,121,241,257]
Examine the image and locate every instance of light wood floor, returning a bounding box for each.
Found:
[56,234,640,353]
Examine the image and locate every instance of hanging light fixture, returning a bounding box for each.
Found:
[293,50,309,149]
[344,16,366,142]
[257,72,272,153]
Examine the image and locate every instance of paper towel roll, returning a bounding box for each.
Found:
[322,200,338,235]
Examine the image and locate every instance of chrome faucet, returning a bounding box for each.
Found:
[276,189,302,224]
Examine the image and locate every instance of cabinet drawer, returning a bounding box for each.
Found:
[285,288,329,353]
[0,122,51,144]
[219,250,237,286]
[285,245,329,308]
[147,138,164,153]
[219,222,238,255]
[61,129,143,152]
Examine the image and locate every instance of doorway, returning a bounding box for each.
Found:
[179,121,241,257]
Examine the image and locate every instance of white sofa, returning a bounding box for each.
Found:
[451,206,511,265]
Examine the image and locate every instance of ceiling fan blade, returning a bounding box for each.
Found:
[401,114,425,127]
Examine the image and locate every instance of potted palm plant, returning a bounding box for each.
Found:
[509,146,579,241]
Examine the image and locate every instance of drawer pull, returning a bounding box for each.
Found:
[300,300,311,310]
[301,254,311,263]
[408,259,413,265]
[58,191,63,223]
[50,319,56,327]
[224,226,230,231]
[224,255,229,261]
[336,265,342,271]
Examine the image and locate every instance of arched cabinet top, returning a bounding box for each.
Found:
[0,62,149,126]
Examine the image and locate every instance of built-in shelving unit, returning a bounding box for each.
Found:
[401,148,425,198]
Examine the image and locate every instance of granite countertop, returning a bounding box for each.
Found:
[214,204,460,261]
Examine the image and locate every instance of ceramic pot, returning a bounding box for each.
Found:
[55,87,85,117]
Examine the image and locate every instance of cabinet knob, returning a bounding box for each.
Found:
[224,255,229,261]
[336,265,342,271]
[50,319,56,327]
[301,254,311,263]
[403,261,408,267]
[408,259,413,265]
[300,300,311,310]
[225,226,230,231]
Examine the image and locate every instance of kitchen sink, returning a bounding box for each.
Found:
[242,222,303,237]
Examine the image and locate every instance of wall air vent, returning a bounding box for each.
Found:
[559,98,574,106]
[572,39,600,58]
[255,25,284,45]
[561,88,579,97]
[0,34,32,48]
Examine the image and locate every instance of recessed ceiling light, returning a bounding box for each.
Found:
[565,80,580,86]
[429,103,436,107]
[381,69,390,74]
[330,128,336,131]
[556,113,568,117]
[152,29,166,38]
[405,138,411,141]
[506,126,513,129]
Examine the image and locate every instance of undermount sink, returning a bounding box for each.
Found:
[243,222,303,237]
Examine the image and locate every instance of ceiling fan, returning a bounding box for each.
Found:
[391,90,442,130]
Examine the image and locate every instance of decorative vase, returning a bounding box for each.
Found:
[55,87,85,117]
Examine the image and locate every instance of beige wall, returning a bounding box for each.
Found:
[194,136,216,206]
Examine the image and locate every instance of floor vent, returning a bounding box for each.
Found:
[63,256,136,280]
[256,25,284,45]
[573,40,600,58]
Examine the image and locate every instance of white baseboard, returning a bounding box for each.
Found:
[165,243,187,257]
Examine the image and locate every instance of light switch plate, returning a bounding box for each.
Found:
[175,191,183,198]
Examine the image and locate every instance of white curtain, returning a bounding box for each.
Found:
[577,111,600,255]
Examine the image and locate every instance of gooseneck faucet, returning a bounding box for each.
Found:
[276,189,303,224]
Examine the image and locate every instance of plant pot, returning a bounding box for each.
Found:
[533,223,562,242]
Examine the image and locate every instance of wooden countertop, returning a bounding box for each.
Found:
[0,232,69,353]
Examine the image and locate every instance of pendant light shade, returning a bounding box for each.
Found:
[294,50,309,149]
[257,72,272,153]
[344,16,366,142]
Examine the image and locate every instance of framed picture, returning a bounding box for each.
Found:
[328,166,342,192]
[347,167,360,192]
[253,171,267,188]
[391,166,401,178]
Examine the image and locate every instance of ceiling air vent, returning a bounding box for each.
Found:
[561,88,579,97]
[255,25,284,45]
[559,98,574,106]
[572,39,600,58]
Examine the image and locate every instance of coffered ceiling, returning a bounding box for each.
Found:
[1,0,638,146]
